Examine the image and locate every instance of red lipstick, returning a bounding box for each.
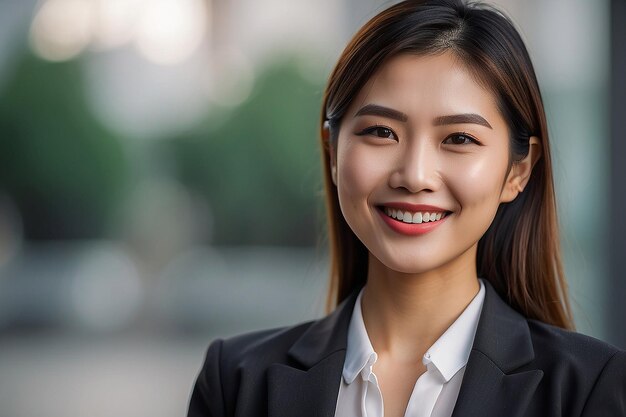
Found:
[376,203,450,236]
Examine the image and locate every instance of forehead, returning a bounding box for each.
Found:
[348,52,501,122]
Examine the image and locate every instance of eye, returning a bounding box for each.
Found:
[442,133,480,145]
[356,125,398,141]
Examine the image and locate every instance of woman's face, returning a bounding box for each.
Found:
[333,52,523,274]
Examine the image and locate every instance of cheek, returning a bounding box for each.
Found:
[337,142,388,204]
[445,151,509,211]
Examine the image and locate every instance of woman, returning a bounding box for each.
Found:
[187,1,626,416]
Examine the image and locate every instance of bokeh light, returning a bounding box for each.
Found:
[29,0,94,62]
[92,0,142,49]
[29,0,209,66]
[133,0,209,65]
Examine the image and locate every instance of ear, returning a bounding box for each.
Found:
[323,121,337,186]
[500,136,542,203]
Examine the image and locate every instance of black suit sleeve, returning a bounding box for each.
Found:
[187,339,226,417]
[580,350,626,416]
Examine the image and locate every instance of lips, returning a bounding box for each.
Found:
[375,203,451,235]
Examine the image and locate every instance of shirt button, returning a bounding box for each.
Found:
[424,352,431,359]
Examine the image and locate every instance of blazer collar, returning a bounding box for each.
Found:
[287,287,361,369]
[471,279,537,371]
[451,280,544,417]
[287,280,536,371]
[267,288,360,417]
[268,280,543,417]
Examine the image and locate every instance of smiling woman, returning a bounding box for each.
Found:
[332,52,532,280]
[187,1,626,416]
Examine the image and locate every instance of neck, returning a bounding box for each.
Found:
[360,246,480,362]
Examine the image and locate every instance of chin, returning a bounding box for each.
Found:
[370,241,477,276]
[375,253,450,275]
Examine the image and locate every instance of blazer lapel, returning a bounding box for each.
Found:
[451,280,544,417]
[267,280,544,417]
[267,289,360,417]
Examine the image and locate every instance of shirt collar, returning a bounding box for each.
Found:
[424,279,485,381]
[343,287,377,384]
[342,279,486,385]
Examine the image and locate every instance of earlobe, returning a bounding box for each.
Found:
[500,136,542,203]
[322,120,330,142]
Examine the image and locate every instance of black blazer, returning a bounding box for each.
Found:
[187,280,626,416]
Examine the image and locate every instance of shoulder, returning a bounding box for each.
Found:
[474,283,625,416]
[526,319,624,370]
[480,279,624,382]
[187,291,359,417]
[214,319,317,368]
[187,320,319,417]
[525,319,626,415]
[528,320,624,363]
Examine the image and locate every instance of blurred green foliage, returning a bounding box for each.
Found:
[0,52,326,246]
[0,53,129,239]
[168,59,325,246]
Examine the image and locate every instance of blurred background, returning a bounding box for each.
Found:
[0,0,623,416]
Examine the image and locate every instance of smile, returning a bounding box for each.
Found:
[382,207,448,224]
[376,205,451,236]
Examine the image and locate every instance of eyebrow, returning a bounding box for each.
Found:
[354,104,408,122]
[354,104,492,130]
[434,113,493,129]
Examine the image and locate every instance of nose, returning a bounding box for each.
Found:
[388,138,441,193]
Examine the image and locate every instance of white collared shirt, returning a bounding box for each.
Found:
[334,279,485,417]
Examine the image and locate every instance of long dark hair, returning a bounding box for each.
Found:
[319,0,573,329]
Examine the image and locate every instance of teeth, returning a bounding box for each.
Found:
[383,207,447,224]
